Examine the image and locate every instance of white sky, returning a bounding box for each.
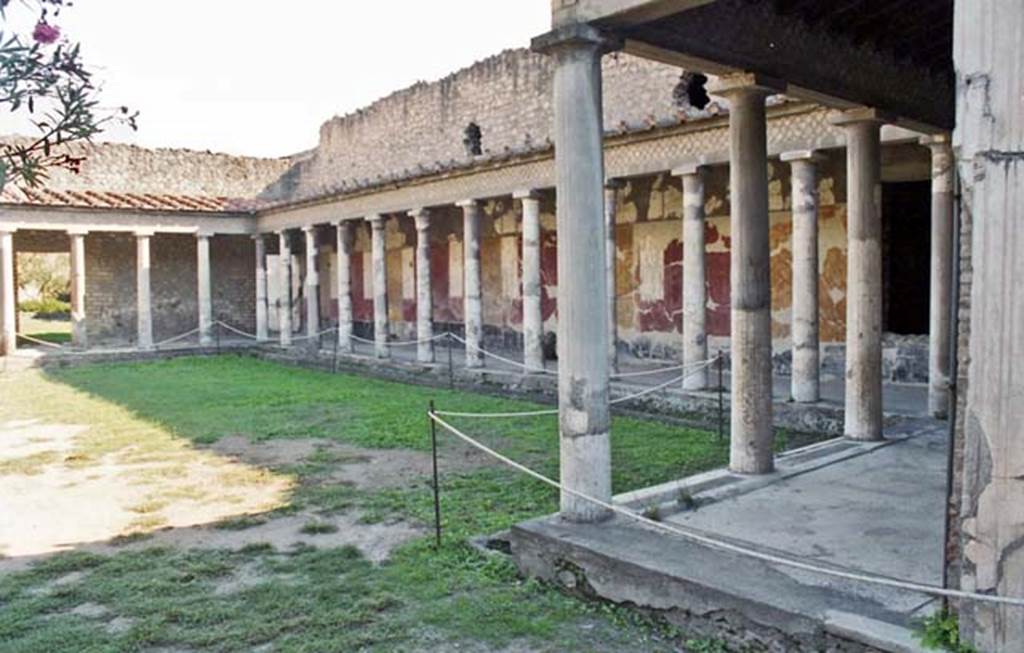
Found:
[2,1,551,158]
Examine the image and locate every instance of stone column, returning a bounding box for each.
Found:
[68,229,88,349]
[832,108,885,442]
[367,214,389,359]
[278,231,293,347]
[410,208,434,363]
[516,190,544,373]
[781,150,825,403]
[335,221,353,353]
[302,226,320,347]
[922,134,954,419]
[709,73,779,474]
[605,180,623,374]
[673,163,709,391]
[135,231,154,350]
[196,233,213,347]
[458,199,483,369]
[533,24,614,521]
[0,228,15,356]
[253,235,269,341]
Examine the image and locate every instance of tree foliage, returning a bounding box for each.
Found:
[0,0,137,190]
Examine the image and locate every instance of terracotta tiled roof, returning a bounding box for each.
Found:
[0,185,253,213]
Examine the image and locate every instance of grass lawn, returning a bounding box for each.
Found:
[0,355,743,652]
[16,312,72,345]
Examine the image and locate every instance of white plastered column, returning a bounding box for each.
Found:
[196,233,213,346]
[68,228,88,349]
[335,221,353,353]
[458,199,483,369]
[135,230,154,350]
[253,235,269,341]
[781,150,825,403]
[516,190,544,373]
[922,134,954,419]
[673,163,708,391]
[832,108,886,442]
[0,228,16,356]
[302,226,320,346]
[410,208,435,364]
[605,180,623,374]
[278,231,293,347]
[709,73,779,474]
[367,214,389,359]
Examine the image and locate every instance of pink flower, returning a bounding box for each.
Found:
[32,22,61,45]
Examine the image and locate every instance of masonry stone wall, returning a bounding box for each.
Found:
[85,233,137,344]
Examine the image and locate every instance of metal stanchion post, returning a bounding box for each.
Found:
[717,351,725,441]
[429,400,442,549]
[332,331,339,374]
[447,333,455,390]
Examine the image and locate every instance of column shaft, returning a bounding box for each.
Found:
[335,222,353,353]
[835,111,884,441]
[136,233,154,350]
[278,232,293,347]
[69,231,87,349]
[254,236,268,341]
[0,230,15,356]
[676,166,708,390]
[411,209,434,363]
[540,26,613,521]
[784,152,823,403]
[517,191,544,372]
[604,182,621,373]
[303,227,320,347]
[459,200,483,368]
[925,136,954,418]
[368,215,389,358]
[197,235,213,346]
[712,76,775,474]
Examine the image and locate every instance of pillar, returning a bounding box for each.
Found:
[533,24,614,521]
[367,214,389,359]
[253,235,269,341]
[335,221,353,353]
[0,228,15,356]
[135,231,154,350]
[458,199,483,369]
[781,150,825,403]
[278,231,292,347]
[302,226,320,346]
[709,73,779,474]
[68,229,88,349]
[832,108,885,442]
[922,134,954,419]
[410,208,434,364]
[196,233,213,346]
[516,190,544,373]
[605,180,623,373]
[673,163,708,391]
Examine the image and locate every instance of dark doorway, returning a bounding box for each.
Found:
[881,181,931,335]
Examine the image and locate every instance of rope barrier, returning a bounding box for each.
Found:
[611,364,685,379]
[15,332,66,350]
[427,410,1024,608]
[434,406,560,419]
[448,333,554,375]
[610,360,714,405]
[215,321,260,340]
[291,326,338,342]
[153,328,201,348]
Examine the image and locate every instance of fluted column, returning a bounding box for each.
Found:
[196,233,213,346]
[605,180,623,374]
[410,208,434,363]
[781,150,824,403]
[922,134,954,419]
[68,229,88,349]
[516,190,544,373]
[278,231,293,347]
[832,108,885,442]
[367,214,389,359]
[458,199,483,369]
[253,235,268,341]
[533,24,614,521]
[135,231,154,350]
[302,226,320,347]
[673,163,708,391]
[710,73,779,474]
[335,221,353,353]
[0,228,16,356]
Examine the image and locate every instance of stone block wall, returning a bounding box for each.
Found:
[85,233,138,344]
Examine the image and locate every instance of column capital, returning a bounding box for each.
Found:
[455,198,480,209]
[707,72,784,99]
[134,229,155,238]
[531,23,622,56]
[301,224,318,234]
[409,208,431,231]
[251,232,266,241]
[780,150,827,164]
[671,160,710,177]
[66,227,89,236]
[919,132,952,150]
[366,214,385,229]
[196,230,214,240]
[512,189,540,201]
[0,226,15,235]
[829,107,893,127]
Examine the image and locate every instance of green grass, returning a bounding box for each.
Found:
[0,355,744,652]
